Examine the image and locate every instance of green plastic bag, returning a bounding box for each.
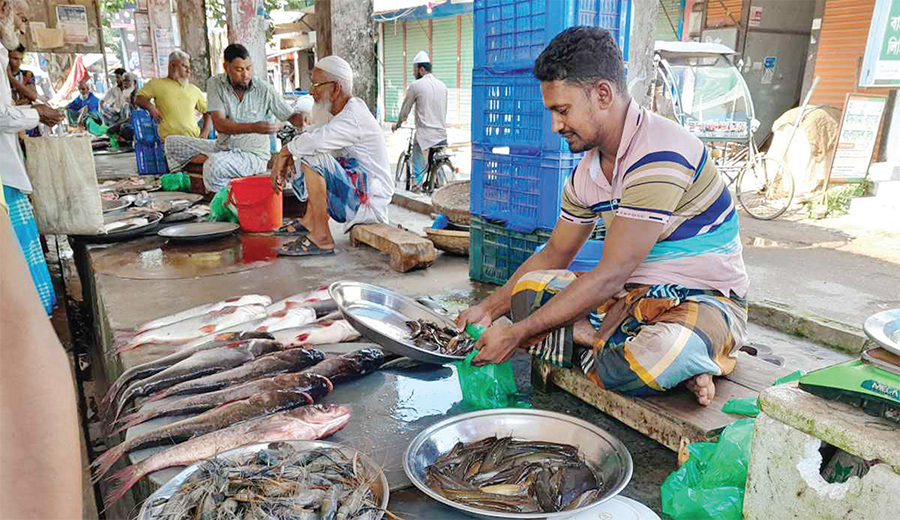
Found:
[160,172,191,192]
[661,418,755,520]
[209,187,238,223]
[453,350,521,410]
[774,370,805,386]
[721,396,759,417]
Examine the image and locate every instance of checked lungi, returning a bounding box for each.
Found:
[164,136,268,192]
[512,270,747,396]
[290,152,367,225]
[3,185,56,315]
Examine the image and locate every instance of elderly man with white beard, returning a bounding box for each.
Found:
[136,50,212,143]
[0,0,64,314]
[270,56,393,257]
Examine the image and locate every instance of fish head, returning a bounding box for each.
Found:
[285,404,351,436]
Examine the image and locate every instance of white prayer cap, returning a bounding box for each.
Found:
[413,51,430,64]
[315,55,354,90]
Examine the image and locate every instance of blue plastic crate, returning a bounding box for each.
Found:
[471,68,574,155]
[135,142,168,175]
[474,0,630,72]
[470,145,582,233]
[132,109,160,145]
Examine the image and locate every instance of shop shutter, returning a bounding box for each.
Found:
[656,0,681,41]
[459,13,474,128]
[706,0,742,27]
[432,17,459,125]
[810,0,890,108]
[383,21,404,122]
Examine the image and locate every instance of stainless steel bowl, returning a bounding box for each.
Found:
[139,440,390,520]
[329,281,466,365]
[404,408,633,520]
[864,309,900,356]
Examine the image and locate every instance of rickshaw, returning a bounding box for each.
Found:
[649,41,794,220]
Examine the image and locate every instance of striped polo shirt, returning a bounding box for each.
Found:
[561,99,749,298]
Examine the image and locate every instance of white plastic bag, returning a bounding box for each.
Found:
[24,135,105,235]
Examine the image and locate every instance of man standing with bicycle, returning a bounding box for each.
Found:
[392,51,448,192]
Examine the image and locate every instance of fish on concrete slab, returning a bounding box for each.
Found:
[110,339,282,424]
[113,370,332,434]
[269,319,360,347]
[302,348,386,384]
[265,286,332,315]
[102,404,352,507]
[93,389,321,481]
[136,295,272,333]
[115,304,268,355]
[219,306,316,334]
[101,332,275,417]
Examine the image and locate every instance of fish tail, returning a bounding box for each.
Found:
[109,411,144,436]
[143,388,172,403]
[112,341,142,356]
[103,464,143,510]
[90,443,127,483]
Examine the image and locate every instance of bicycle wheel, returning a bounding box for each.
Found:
[395,152,411,189]
[426,160,454,194]
[736,155,794,220]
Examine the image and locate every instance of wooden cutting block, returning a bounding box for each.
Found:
[350,223,436,272]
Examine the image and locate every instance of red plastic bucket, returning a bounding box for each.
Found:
[228,175,282,232]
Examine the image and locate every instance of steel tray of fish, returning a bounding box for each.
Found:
[404,408,633,520]
[329,281,466,365]
[139,440,389,520]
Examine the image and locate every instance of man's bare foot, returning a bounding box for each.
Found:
[685,374,716,406]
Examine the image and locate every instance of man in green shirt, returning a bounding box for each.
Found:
[164,44,305,191]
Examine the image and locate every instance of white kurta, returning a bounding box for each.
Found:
[398,73,448,150]
[101,85,135,113]
[287,97,394,231]
[0,46,40,194]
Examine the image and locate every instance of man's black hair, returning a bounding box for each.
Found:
[13,43,25,53]
[533,26,627,94]
[417,62,432,73]
[113,67,126,75]
[224,44,250,63]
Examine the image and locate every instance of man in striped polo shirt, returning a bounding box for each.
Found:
[457,26,749,406]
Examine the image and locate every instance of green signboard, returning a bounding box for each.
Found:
[861,0,900,86]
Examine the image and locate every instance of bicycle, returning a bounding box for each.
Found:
[394,128,455,195]
[708,129,794,221]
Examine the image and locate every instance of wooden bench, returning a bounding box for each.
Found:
[536,352,791,456]
[350,223,436,272]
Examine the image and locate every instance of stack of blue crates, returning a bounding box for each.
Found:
[133,109,169,175]
[469,0,629,284]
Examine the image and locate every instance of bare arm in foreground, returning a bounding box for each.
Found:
[0,213,81,519]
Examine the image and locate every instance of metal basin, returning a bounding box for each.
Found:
[404,408,633,520]
[138,440,389,520]
[329,281,466,365]
[864,309,900,356]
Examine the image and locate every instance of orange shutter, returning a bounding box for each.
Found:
[810,0,891,108]
[706,0,743,27]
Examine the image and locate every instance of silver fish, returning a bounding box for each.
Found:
[270,320,360,348]
[136,295,272,333]
[102,405,352,508]
[116,304,268,355]
[265,287,332,315]
[218,306,316,334]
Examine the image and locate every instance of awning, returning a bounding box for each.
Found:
[654,41,738,57]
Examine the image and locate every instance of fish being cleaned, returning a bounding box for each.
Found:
[101,332,274,416]
[113,371,332,434]
[270,319,360,347]
[102,404,352,507]
[303,348,386,384]
[138,348,326,405]
[136,295,272,334]
[265,286,332,315]
[110,339,282,424]
[93,389,319,482]
[116,304,268,355]
[218,306,316,334]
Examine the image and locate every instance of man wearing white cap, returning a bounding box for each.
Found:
[392,51,448,190]
[271,55,393,257]
[165,44,305,192]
